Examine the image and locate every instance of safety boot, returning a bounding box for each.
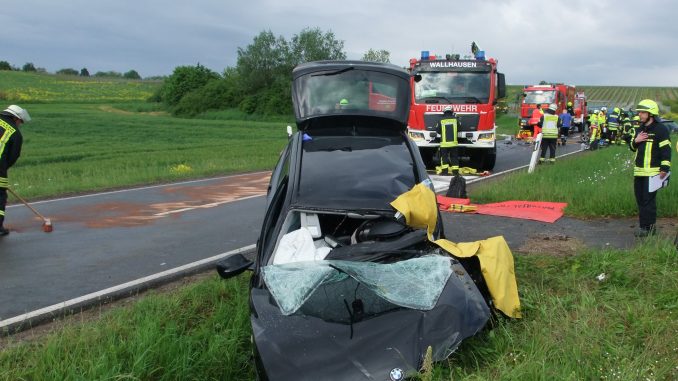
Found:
[0,226,9,236]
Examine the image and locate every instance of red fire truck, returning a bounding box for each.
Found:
[572,92,587,132]
[406,50,506,170]
[517,84,576,139]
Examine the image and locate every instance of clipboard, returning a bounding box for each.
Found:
[649,172,670,192]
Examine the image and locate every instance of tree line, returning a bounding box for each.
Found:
[0,60,143,80]
[153,27,391,117]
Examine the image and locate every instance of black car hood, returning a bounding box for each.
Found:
[250,259,490,381]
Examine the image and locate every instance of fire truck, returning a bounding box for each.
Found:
[517,83,576,139]
[406,49,506,170]
[572,92,587,132]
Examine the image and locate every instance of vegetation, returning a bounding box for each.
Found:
[471,145,678,218]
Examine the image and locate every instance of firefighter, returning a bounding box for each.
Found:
[566,101,574,116]
[435,106,460,175]
[538,103,559,164]
[607,107,621,145]
[528,104,543,137]
[558,108,572,146]
[0,105,30,236]
[621,111,634,145]
[599,107,608,146]
[588,109,600,149]
[629,99,671,237]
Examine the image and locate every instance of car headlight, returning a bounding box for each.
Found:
[478,133,494,140]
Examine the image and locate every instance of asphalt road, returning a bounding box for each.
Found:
[0,134,585,328]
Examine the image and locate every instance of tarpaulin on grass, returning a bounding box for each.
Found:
[436,195,471,210]
[475,201,567,223]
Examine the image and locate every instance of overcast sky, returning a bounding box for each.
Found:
[2,0,677,86]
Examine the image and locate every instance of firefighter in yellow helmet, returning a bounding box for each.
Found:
[435,106,460,175]
[629,99,671,237]
[0,105,31,236]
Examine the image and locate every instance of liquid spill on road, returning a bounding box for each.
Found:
[51,173,270,229]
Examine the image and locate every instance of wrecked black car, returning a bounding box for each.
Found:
[217,61,495,381]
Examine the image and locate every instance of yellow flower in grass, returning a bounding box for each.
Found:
[170,164,192,174]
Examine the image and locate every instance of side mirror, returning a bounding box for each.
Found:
[497,72,506,99]
[216,254,254,279]
[414,74,422,83]
[286,125,293,138]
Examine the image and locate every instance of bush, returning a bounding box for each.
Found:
[94,71,122,78]
[123,70,141,80]
[172,78,239,117]
[161,64,220,106]
[56,68,79,76]
[22,62,36,72]
[0,61,11,71]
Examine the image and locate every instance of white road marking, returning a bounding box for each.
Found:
[152,194,264,216]
[0,244,256,329]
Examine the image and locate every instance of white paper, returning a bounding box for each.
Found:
[648,172,670,192]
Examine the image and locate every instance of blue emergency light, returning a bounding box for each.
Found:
[475,50,485,60]
[421,51,430,60]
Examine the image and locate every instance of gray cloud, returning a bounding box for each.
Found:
[1,0,676,85]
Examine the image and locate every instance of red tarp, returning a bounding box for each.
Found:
[437,195,567,223]
[436,195,471,210]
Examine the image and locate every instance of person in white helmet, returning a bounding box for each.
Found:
[538,103,559,164]
[0,105,31,236]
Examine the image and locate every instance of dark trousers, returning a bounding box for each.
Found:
[540,138,557,159]
[634,177,657,229]
[440,147,460,170]
[0,187,6,227]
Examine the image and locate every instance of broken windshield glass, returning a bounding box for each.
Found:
[261,255,453,316]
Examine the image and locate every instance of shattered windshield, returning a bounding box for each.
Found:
[261,255,453,318]
[524,90,556,105]
[414,72,490,104]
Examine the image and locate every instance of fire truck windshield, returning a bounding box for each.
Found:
[414,72,490,104]
[523,91,555,105]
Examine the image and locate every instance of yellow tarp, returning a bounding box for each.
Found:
[391,183,522,318]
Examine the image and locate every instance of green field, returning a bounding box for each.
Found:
[0,71,291,199]
[0,70,160,103]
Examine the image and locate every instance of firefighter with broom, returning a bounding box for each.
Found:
[0,105,30,236]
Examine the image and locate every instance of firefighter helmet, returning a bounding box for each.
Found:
[635,99,659,116]
[443,105,454,114]
[601,106,607,112]
[632,115,640,121]
[339,98,349,106]
[567,101,572,107]
[2,105,31,122]
[548,103,558,112]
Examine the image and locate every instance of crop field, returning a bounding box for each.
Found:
[0,70,160,103]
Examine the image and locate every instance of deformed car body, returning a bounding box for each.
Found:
[217,61,492,381]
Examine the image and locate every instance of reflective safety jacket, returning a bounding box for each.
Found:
[598,111,607,127]
[607,111,620,130]
[622,117,633,135]
[539,113,559,139]
[629,120,672,177]
[438,117,458,148]
[588,113,598,126]
[0,115,23,178]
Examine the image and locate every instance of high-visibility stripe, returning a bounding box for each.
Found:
[634,167,660,176]
[658,140,670,148]
[661,160,671,167]
[0,119,17,158]
[644,140,653,171]
[0,210,4,217]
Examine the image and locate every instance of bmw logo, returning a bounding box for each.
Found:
[389,367,404,381]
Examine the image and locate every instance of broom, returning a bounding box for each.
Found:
[7,188,53,233]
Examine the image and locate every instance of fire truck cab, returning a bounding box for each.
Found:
[517,84,575,139]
